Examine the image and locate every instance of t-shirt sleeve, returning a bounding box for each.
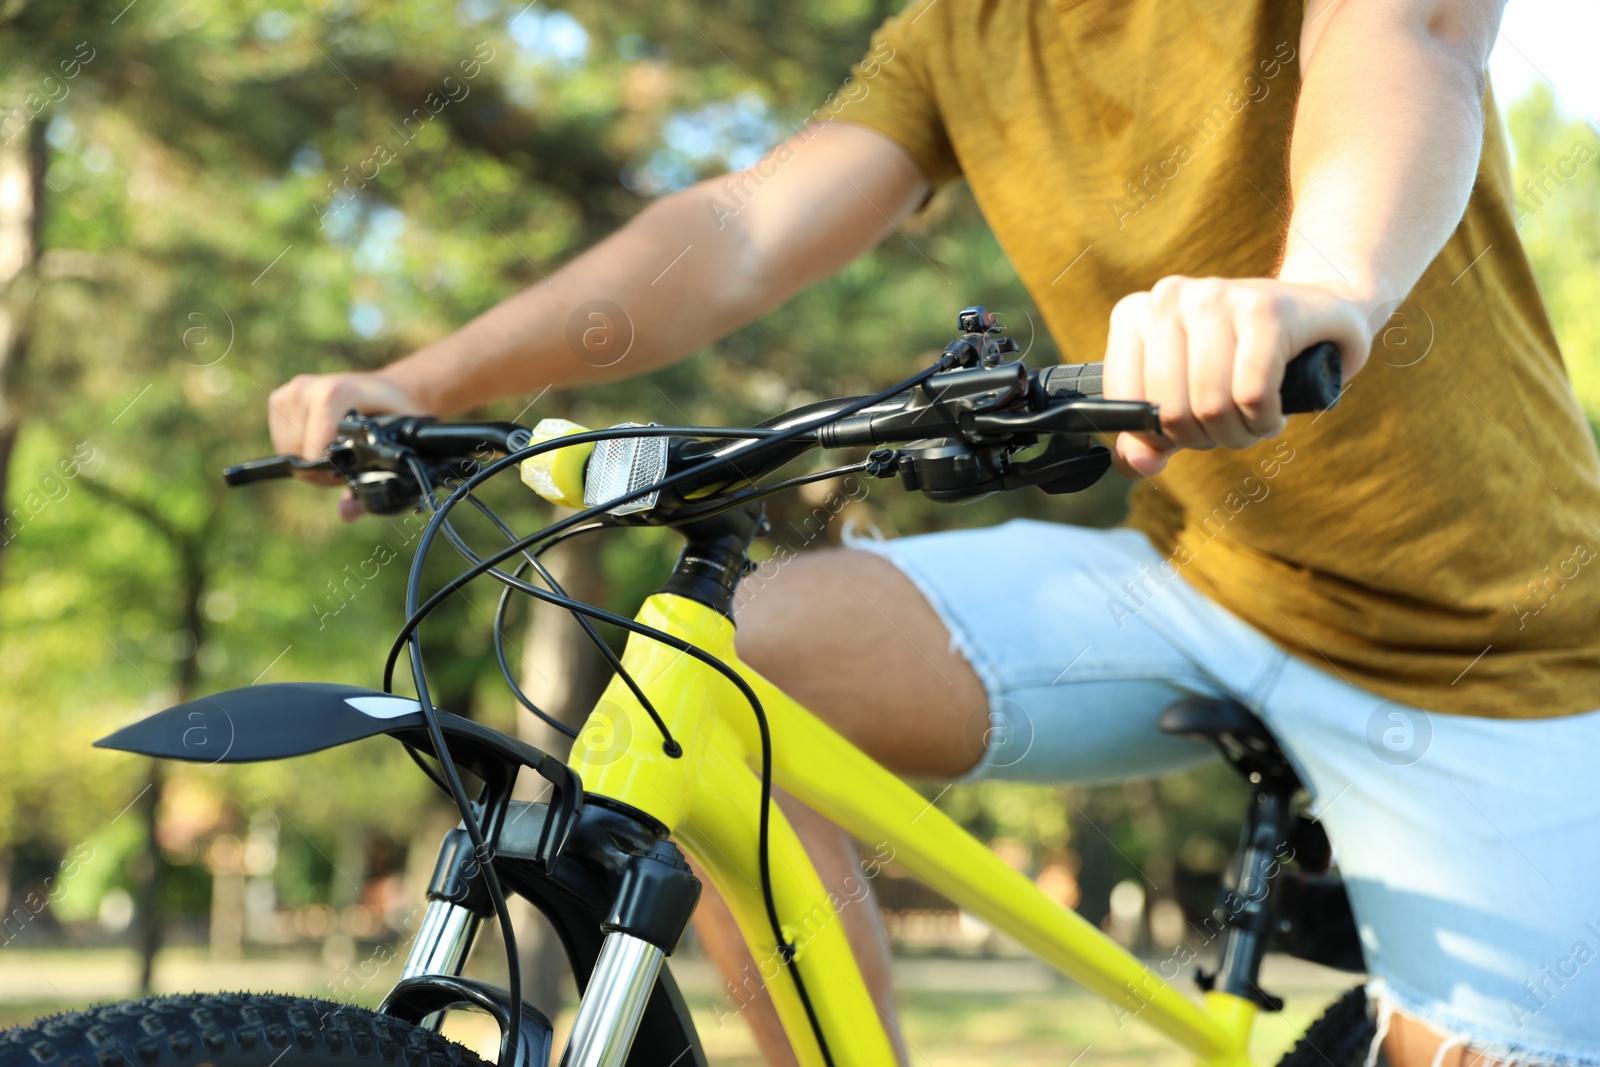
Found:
[822,0,961,188]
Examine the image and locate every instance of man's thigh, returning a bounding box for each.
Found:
[1259,657,1600,1062]
[739,519,1280,785]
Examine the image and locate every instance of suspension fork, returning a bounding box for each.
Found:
[400,827,495,1029]
[401,807,703,1066]
[559,838,701,1067]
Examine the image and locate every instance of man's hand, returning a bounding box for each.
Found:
[1102,277,1371,477]
[267,371,430,520]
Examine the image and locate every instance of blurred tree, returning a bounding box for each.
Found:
[1507,85,1600,415]
[4,0,1588,1005]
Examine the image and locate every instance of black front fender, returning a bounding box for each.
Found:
[96,682,429,765]
[95,683,582,854]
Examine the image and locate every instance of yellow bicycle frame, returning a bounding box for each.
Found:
[565,591,1262,1067]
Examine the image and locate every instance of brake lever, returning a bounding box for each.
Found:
[966,398,1161,437]
[998,436,1114,495]
[223,454,336,486]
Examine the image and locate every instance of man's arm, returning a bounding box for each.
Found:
[267,122,928,480]
[1103,0,1507,476]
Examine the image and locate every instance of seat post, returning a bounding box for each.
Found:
[1208,787,1294,1011]
[1157,696,1303,1011]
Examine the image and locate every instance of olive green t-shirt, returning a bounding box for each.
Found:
[831,0,1600,718]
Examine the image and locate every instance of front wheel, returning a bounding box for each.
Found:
[0,992,488,1067]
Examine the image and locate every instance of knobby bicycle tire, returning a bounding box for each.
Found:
[0,992,487,1067]
[1276,985,1383,1067]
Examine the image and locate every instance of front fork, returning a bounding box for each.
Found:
[401,899,482,1028]
[401,894,662,1067]
[400,828,493,1030]
[560,933,666,1067]
[397,822,699,1067]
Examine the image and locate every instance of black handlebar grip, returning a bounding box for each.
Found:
[1036,362,1104,400]
[1278,342,1342,414]
[1036,343,1342,414]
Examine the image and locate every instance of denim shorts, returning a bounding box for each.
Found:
[850,518,1600,1066]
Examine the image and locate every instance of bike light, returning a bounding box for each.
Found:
[585,424,668,516]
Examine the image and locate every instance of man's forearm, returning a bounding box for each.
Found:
[1277,0,1505,317]
[376,122,930,417]
[379,184,768,416]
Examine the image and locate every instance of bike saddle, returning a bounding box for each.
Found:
[1158,696,1303,794]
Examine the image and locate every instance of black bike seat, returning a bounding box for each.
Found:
[1158,696,1274,745]
[1159,696,1302,793]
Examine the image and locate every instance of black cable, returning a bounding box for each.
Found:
[398,464,526,1064]
[388,374,943,1064]
[408,529,613,779]
[487,520,609,739]
[385,427,782,1063]
[391,426,785,753]
[401,458,575,739]
[491,559,578,740]
[425,560,838,1064]
[464,492,679,757]
[388,367,944,1067]
[383,362,950,693]
[402,743,453,793]
[661,460,872,526]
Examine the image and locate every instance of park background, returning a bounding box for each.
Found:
[1,1,1597,1063]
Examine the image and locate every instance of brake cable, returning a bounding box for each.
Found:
[486,522,612,740]
[461,488,673,750]
[384,359,954,688]
[388,362,953,1066]
[404,457,668,748]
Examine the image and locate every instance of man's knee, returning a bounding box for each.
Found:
[731,548,863,688]
[729,546,989,778]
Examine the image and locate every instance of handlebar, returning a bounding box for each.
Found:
[1036,340,1341,413]
[225,308,1341,517]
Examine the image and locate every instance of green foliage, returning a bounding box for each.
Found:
[1507,85,1600,415]
[2,1,1597,938]
[2,0,1069,924]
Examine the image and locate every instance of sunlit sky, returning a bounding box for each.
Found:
[1490,4,1600,126]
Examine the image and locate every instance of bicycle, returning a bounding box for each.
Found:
[6,307,1372,1067]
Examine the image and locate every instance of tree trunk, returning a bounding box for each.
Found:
[0,108,47,579]
[132,761,166,992]
[508,529,610,1015]
[1071,791,1115,932]
[136,547,207,991]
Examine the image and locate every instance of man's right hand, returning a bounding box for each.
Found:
[267,371,429,520]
